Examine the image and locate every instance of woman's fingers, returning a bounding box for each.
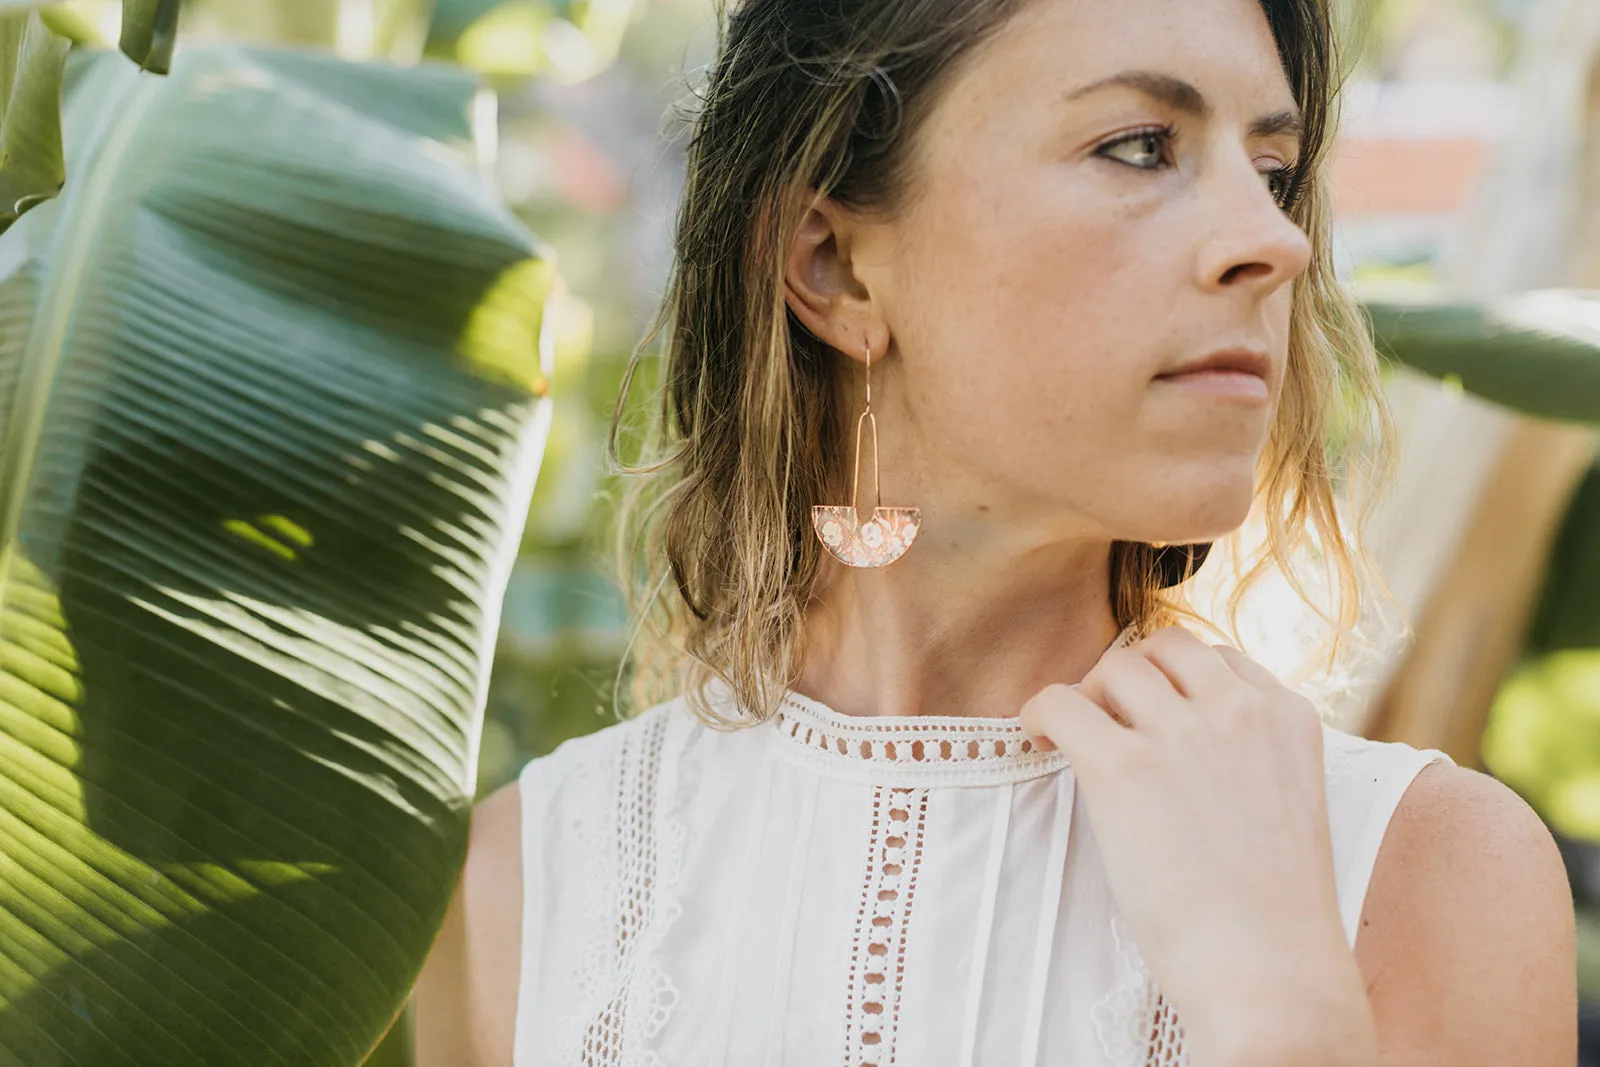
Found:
[1020,682,1126,757]
[1135,625,1241,698]
[1023,628,1291,763]
[1083,647,1187,731]
[1210,642,1284,691]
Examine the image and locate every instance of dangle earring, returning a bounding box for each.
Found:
[812,337,921,567]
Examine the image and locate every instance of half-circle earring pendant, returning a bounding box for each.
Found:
[812,338,921,567]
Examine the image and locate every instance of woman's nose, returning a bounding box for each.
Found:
[1194,155,1314,296]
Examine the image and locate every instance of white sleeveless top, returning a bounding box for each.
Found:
[511,650,1454,1066]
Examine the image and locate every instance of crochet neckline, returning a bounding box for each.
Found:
[759,623,1141,787]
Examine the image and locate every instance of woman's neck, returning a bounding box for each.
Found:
[794,517,1122,721]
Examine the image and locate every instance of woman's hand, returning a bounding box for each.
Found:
[1020,625,1370,1060]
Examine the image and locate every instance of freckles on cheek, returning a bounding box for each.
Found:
[903,155,1161,375]
[986,167,1145,296]
[1002,221,1165,421]
[1002,212,1145,339]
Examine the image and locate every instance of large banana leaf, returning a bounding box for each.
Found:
[0,42,554,1066]
[1364,288,1600,424]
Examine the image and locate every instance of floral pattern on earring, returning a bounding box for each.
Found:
[813,505,921,567]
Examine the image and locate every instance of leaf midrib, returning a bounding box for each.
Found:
[0,61,162,617]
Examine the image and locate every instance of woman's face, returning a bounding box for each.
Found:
[804,0,1314,548]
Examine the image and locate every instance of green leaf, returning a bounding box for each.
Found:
[118,0,181,74]
[1527,454,1600,655]
[0,44,553,1065]
[36,4,107,48]
[1365,288,1600,424]
[0,12,67,232]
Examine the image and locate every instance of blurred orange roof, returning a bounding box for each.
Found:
[1327,81,1511,220]
[1329,136,1491,216]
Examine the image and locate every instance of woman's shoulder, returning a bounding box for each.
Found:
[1318,715,1456,784]
[1313,715,1467,948]
[1348,740,1572,1060]
[1316,716,1460,854]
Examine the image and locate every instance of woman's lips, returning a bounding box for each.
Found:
[1153,368,1270,402]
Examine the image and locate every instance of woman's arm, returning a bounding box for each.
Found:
[412,778,526,1067]
[1353,761,1576,1066]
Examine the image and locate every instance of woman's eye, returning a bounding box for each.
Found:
[1096,128,1304,212]
[1097,126,1172,169]
[1262,164,1304,210]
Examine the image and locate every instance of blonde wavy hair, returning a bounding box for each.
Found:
[601,0,1397,728]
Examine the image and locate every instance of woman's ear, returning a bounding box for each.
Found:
[782,191,887,361]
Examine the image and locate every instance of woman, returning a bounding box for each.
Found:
[414,0,1576,1063]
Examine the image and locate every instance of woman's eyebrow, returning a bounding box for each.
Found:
[1063,69,1303,143]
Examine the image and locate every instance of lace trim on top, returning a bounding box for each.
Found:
[768,625,1140,787]
[771,698,1067,787]
[544,709,686,1067]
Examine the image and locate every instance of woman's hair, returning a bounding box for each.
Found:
[601,0,1396,727]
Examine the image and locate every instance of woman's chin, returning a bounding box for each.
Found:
[1125,488,1255,545]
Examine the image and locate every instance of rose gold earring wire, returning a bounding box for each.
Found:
[811,336,921,567]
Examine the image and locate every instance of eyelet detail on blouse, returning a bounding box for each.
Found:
[767,626,1141,788]
[770,698,1073,788]
[845,784,930,1066]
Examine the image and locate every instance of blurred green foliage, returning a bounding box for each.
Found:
[1483,650,1600,839]
[1483,454,1600,842]
[427,0,639,83]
